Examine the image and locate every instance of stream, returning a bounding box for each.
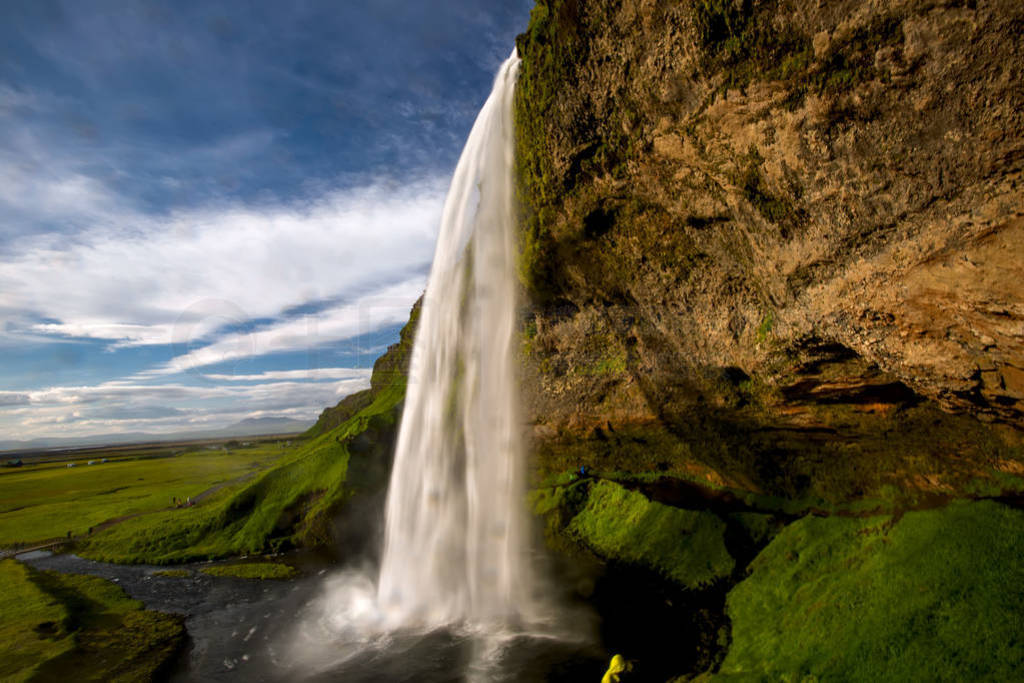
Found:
[20,551,605,682]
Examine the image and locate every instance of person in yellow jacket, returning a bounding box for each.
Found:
[601,654,630,683]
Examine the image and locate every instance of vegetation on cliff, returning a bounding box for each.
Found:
[515,1,1024,678]
[537,479,734,589]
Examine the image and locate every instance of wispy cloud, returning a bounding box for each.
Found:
[141,278,423,376]
[202,367,372,382]
[0,377,371,439]
[0,392,30,406]
[1,176,440,351]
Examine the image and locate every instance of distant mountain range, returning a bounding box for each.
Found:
[0,416,311,453]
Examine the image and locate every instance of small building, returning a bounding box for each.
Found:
[3,459,22,468]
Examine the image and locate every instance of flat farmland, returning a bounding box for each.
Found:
[0,443,289,547]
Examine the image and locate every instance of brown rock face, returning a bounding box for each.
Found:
[514,0,1024,502]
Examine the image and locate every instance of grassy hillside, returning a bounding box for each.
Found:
[0,445,283,547]
[0,559,184,681]
[713,501,1024,680]
[531,473,1024,679]
[76,301,419,564]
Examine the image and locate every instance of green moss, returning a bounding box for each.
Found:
[587,346,627,376]
[528,478,592,553]
[694,0,812,91]
[754,310,774,344]
[692,0,907,119]
[0,560,184,682]
[533,470,581,489]
[522,317,539,359]
[513,1,591,298]
[714,501,1024,680]
[963,468,1024,498]
[568,480,734,589]
[200,562,296,580]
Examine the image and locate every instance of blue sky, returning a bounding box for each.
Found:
[0,0,533,442]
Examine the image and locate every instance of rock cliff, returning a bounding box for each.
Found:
[514,0,1024,505]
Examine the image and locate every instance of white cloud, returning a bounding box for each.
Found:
[0,392,30,406]
[202,367,372,382]
[0,82,439,441]
[0,91,439,357]
[0,176,439,351]
[0,377,371,440]
[142,277,422,376]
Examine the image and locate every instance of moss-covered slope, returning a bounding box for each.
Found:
[535,478,735,589]
[714,501,1024,680]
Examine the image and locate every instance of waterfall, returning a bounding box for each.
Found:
[286,52,581,679]
[376,50,533,629]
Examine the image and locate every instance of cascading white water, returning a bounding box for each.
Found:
[286,52,583,679]
[376,50,534,629]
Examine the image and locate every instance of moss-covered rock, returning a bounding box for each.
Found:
[533,479,734,590]
[569,480,734,589]
[200,562,296,580]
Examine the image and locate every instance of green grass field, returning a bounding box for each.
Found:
[0,560,73,680]
[0,559,184,681]
[0,445,286,547]
[72,371,404,564]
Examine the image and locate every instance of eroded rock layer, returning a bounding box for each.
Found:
[514,0,1024,503]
